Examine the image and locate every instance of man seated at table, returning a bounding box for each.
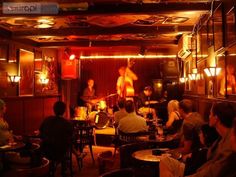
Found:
[177,99,205,155]
[118,100,148,134]
[114,98,128,128]
[39,101,73,176]
[138,86,158,124]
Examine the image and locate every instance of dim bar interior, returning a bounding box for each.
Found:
[0,0,236,177]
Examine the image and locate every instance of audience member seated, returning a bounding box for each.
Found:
[160,102,235,177]
[217,118,236,177]
[0,99,14,146]
[177,99,205,155]
[114,98,128,128]
[137,86,158,123]
[165,100,183,134]
[39,101,73,177]
[118,100,148,134]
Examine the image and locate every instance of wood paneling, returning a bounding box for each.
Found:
[2,96,60,135]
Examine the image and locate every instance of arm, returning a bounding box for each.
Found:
[125,67,138,81]
[165,112,176,128]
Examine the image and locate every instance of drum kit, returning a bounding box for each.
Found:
[74,93,117,129]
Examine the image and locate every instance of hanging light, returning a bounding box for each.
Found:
[179,77,188,83]
[204,67,221,77]
[188,68,199,80]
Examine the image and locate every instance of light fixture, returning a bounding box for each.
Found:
[204,67,221,77]
[188,68,199,80]
[39,74,49,85]
[179,77,188,83]
[8,75,21,85]
[69,54,76,60]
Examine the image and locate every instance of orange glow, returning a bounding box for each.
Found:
[80,55,176,59]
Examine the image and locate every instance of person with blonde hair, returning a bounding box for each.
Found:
[165,100,183,134]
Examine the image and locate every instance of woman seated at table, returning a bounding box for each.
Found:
[160,124,219,177]
[165,100,183,134]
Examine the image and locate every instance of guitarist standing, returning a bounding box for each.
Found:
[116,59,138,98]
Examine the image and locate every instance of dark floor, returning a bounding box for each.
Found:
[54,146,119,177]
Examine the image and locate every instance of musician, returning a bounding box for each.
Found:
[138,86,158,122]
[116,60,138,98]
[81,79,97,112]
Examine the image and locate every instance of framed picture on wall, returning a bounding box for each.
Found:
[225,45,236,96]
[207,17,214,47]
[197,60,205,95]
[34,50,43,71]
[213,3,223,51]
[216,53,226,97]
[0,44,8,62]
[226,6,236,46]
[19,49,34,96]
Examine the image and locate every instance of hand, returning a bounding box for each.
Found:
[128,59,135,68]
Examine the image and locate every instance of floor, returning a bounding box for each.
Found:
[54,145,119,177]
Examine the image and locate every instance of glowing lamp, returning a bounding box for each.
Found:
[204,67,221,77]
[9,75,21,85]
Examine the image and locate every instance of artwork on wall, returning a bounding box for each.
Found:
[35,55,59,95]
[34,50,43,71]
[213,3,223,51]
[0,44,8,62]
[216,53,226,97]
[19,49,34,96]
[226,6,236,46]
[225,45,236,96]
[207,17,214,47]
[197,60,205,95]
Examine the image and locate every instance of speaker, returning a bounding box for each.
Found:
[161,60,179,79]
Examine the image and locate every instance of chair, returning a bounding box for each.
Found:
[99,168,135,177]
[3,157,49,177]
[72,122,95,164]
[113,130,148,155]
[97,150,115,175]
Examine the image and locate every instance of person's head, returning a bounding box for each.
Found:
[143,86,153,96]
[230,119,236,151]
[199,124,219,147]
[0,99,6,116]
[87,79,94,88]
[53,101,66,116]
[167,100,179,115]
[178,99,193,118]
[117,98,126,109]
[125,100,135,113]
[118,66,126,76]
[209,102,235,129]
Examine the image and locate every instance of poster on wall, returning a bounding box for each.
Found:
[19,49,34,96]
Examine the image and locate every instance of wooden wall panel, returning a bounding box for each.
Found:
[24,98,44,134]
[5,99,24,134]
[1,96,60,135]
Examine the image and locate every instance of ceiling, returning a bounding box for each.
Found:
[0,0,212,55]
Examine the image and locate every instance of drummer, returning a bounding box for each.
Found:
[81,79,97,113]
[138,86,158,123]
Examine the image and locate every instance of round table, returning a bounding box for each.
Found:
[0,142,25,152]
[132,148,182,163]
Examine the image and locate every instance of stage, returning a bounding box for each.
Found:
[95,127,116,146]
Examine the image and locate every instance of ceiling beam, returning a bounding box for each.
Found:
[12,25,193,37]
[0,2,211,16]
[39,39,177,47]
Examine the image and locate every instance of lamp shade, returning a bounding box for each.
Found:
[204,67,221,77]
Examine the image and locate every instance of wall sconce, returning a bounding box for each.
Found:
[179,77,188,83]
[188,68,199,80]
[8,75,21,85]
[204,67,221,77]
[39,73,49,85]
